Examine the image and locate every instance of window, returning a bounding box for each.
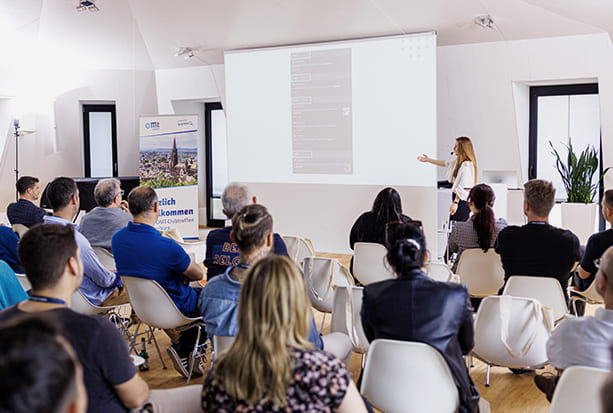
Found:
[205,102,228,227]
[82,104,118,177]
[529,84,601,201]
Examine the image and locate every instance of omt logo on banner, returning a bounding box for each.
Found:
[145,121,160,129]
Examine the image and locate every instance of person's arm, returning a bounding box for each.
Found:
[114,374,149,409]
[78,234,119,288]
[458,295,475,355]
[336,380,368,413]
[183,259,204,281]
[578,265,592,279]
[417,154,446,167]
[360,291,375,343]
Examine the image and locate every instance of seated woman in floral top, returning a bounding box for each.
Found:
[201,255,368,412]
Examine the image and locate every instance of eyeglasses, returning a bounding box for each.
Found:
[119,190,125,196]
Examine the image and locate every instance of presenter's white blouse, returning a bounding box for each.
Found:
[445,159,475,201]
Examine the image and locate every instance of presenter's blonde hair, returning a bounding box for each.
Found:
[211,255,312,407]
[454,136,477,184]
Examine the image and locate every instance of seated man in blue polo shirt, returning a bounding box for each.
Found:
[204,183,288,279]
[112,186,204,378]
[7,176,47,228]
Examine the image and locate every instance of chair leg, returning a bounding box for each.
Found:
[186,326,202,386]
[486,362,491,387]
[148,326,167,370]
[319,313,326,334]
[128,320,142,354]
[361,353,366,369]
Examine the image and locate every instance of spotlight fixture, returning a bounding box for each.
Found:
[474,14,494,29]
[76,0,99,12]
[175,47,195,59]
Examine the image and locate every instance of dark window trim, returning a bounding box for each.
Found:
[204,102,225,228]
[82,104,118,177]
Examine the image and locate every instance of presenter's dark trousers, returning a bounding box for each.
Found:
[450,194,470,222]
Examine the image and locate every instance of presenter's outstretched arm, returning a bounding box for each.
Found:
[417,154,446,167]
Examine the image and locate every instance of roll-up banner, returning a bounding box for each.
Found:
[139,115,199,239]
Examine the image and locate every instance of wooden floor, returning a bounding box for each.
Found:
[132,252,595,412]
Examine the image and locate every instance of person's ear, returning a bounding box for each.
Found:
[67,255,79,277]
[266,231,273,247]
[229,231,236,243]
[152,202,159,213]
[424,249,430,263]
[252,196,257,204]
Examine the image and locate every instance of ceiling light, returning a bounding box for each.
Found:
[474,14,494,29]
[175,47,195,59]
[76,0,99,12]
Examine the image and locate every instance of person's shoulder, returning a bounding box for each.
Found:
[552,226,580,242]
[202,270,236,294]
[207,227,231,241]
[0,304,23,321]
[497,224,522,238]
[293,347,344,370]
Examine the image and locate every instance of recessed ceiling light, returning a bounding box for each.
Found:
[474,14,494,29]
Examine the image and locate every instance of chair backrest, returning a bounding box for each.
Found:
[302,257,354,313]
[212,335,235,360]
[548,365,609,413]
[569,278,604,305]
[426,261,456,283]
[330,286,369,353]
[455,248,505,297]
[361,339,459,413]
[282,235,315,266]
[12,224,28,238]
[15,273,31,291]
[121,276,200,329]
[92,246,117,271]
[353,242,395,285]
[503,275,568,321]
[473,295,552,369]
[70,289,113,315]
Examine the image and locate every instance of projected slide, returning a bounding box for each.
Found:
[291,49,353,174]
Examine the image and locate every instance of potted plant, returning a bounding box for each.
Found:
[550,138,609,244]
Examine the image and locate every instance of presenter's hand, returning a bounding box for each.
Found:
[417,154,430,163]
[449,203,458,216]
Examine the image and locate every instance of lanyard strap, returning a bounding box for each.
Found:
[29,295,67,306]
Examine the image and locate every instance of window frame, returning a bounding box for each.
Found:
[204,102,226,228]
[82,104,118,177]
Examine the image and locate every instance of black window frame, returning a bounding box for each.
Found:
[204,102,225,228]
[82,104,118,177]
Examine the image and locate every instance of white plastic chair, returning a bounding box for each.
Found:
[282,235,315,266]
[70,289,131,336]
[472,295,553,386]
[330,286,369,367]
[92,246,117,271]
[361,339,459,413]
[353,242,395,285]
[302,256,354,332]
[15,273,31,291]
[548,365,609,413]
[12,224,28,238]
[121,276,209,385]
[212,335,235,360]
[454,248,504,297]
[503,275,568,322]
[568,278,604,315]
[426,261,459,283]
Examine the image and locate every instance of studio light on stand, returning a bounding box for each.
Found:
[13,118,36,201]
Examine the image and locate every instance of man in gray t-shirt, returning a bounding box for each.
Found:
[80,178,132,250]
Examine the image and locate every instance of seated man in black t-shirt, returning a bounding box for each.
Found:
[495,179,581,304]
[576,190,613,291]
[0,224,149,413]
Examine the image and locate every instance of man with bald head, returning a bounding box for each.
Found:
[534,244,613,401]
[204,183,288,279]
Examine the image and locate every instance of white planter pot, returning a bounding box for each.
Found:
[560,202,599,245]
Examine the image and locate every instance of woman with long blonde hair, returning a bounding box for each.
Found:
[201,255,368,412]
[418,136,477,221]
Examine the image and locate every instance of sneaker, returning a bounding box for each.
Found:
[166,346,190,378]
[188,350,205,376]
[534,373,558,402]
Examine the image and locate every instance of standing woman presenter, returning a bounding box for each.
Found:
[417,136,477,221]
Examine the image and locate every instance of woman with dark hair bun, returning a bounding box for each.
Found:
[349,187,410,250]
[448,183,507,271]
[361,222,481,413]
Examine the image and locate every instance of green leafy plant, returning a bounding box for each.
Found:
[550,138,609,203]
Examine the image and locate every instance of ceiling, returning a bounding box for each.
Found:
[2,0,613,70]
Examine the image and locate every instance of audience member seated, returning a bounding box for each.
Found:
[534,245,613,401]
[495,179,581,303]
[7,176,47,228]
[448,183,507,272]
[198,204,353,365]
[0,223,149,413]
[0,259,28,309]
[204,183,288,279]
[361,221,480,413]
[80,178,132,250]
[0,315,88,413]
[0,225,22,272]
[112,186,204,378]
[576,189,613,292]
[201,254,368,413]
[43,177,125,306]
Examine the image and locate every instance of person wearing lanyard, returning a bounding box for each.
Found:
[418,136,477,221]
